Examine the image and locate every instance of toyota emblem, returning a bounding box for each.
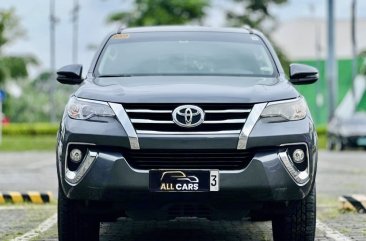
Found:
[172,105,205,128]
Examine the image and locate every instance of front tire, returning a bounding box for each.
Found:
[272,185,316,241]
[58,188,100,241]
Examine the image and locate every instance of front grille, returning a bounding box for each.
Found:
[123,103,253,134]
[122,149,254,170]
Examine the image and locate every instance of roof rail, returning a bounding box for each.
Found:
[242,25,253,34]
[117,25,127,34]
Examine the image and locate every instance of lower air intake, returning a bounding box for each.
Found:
[122,149,254,170]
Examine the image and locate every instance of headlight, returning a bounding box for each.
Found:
[261,97,307,121]
[67,97,115,120]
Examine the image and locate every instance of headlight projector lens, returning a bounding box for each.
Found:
[70,149,83,163]
[292,149,305,163]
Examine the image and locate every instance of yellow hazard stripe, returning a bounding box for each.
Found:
[9,192,23,203]
[27,192,44,204]
[0,193,5,204]
[46,192,53,201]
[0,192,53,204]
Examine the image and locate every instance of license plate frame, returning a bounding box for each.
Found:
[149,170,219,192]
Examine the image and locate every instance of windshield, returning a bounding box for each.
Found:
[95,32,276,77]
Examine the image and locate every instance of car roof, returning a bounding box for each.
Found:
[121,25,252,34]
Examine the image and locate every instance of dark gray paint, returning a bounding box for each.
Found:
[58,26,318,221]
[75,76,298,104]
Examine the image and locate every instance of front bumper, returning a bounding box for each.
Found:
[57,114,317,210]
[61,147,315,202]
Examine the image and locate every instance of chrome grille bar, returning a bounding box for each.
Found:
[204,119,246,124]
[122,104,254,136]
[126,109,172,113]
[131,119,246,124]
[205,109,250,113]
[131,119,174,124]
[136,130,241,135]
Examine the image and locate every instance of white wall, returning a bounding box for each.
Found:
[271,18,366,60]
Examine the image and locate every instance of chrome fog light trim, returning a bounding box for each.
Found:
[279,150,309,186]
[65,150,98,185]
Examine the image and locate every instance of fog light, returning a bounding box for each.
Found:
[70,149,83,163]
[292,149,305,163]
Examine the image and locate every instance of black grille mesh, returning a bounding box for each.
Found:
[122,149,254,170]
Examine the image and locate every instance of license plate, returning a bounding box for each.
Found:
[357,137,366,146]
[149,170,219,192]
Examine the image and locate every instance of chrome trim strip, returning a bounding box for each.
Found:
[266,97,301,106]
[75,97,110,106]
[131,119,174,124]
[136,130,241,135]
[109,103,140,150]
[237,103,267,149]
[123,157,149,174]
[126,109,251,114]
[126,109,172,113]
[122,157,250,174]
[131,119,247,124]
[124,157,257,174]
[64,142,96,186]
[204,119,246,124]
[205,109,251,113]
[65,149,98,185]
[278,143,310,186]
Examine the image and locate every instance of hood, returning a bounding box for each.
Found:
[75,76,299,104]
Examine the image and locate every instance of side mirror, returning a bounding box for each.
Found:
[57,64,84,85]
[289,63,318,85]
